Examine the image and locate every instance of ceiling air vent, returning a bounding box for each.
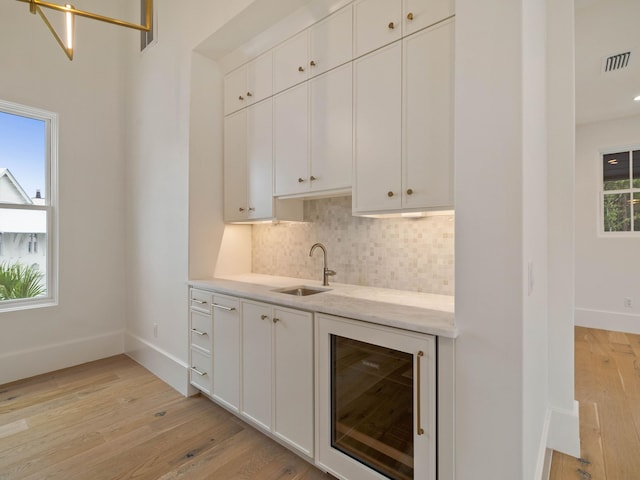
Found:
[602,51,631,73]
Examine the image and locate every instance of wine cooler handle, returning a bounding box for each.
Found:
[417,350,425,435]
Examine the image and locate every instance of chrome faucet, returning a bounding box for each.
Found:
[309,242,336,286]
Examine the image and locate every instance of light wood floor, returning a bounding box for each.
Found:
[550,327,640,479]
[0,355,331,480]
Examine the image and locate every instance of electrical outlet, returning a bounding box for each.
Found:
[153,323,158,337]
[624,297,632,308]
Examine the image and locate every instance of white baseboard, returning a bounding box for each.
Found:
[547,401,580,458]
[124,332,197,397]
[575,308,640,334]
[0,331,125,385]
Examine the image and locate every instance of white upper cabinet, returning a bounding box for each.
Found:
[274,63,352,197]
[353,0,402,57]
[274,82,309,196]
[403,0,454,35]
[246,99,275,219]
[308,5,353,78]
[224,51,273,116]
[275,5,352,94]
[403,19,454,210]
[353,0,454,58]
[353,19,454,215]
[224,110,249,221]
[274,30,309,93]
[353,41,403,212]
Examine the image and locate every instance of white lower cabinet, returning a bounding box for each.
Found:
[240,299,314,457]
[189,288,213,395]
[212,294,241,412]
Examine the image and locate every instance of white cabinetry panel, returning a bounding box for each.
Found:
[212,295,240,412]
[353,0,402,57]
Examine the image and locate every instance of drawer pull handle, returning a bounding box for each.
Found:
[212,303,236,311]
[191,328,207,336]
[191,299,208,305]
[191,367,207,376]
[417,351,425,435]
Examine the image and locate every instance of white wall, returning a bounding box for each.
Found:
[575,115,640,333]
[456,0,578,478]
[122,0,257,395]
[0,1,127,384]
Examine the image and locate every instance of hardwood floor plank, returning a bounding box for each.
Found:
[550,327,640,480]
[0,355,330,480]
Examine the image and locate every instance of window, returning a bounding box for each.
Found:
[0,100,57,310]
[601,148,640,234]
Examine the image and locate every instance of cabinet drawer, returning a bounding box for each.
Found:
[190,288,212,313]
[211,294,239,313]
[190,348,212,394]
[190,309,212,353]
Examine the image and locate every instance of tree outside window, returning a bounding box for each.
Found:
[602,149,640,233]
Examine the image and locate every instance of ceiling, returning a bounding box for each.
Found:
[575,0,640,125]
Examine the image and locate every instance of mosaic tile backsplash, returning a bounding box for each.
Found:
[251,196,454,295]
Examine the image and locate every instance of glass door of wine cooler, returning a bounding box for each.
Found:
[331,336,415,480]
[316,314,436,480]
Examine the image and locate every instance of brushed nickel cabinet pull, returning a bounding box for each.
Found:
[212,303,236,311]
[191,299,207,305]
[417,350,425,435]
[191,328,207,336]
[191,367,207,376]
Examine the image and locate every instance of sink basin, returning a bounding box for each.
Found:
[273,285,331,296]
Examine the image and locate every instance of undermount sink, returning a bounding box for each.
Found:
[273,285,331,296]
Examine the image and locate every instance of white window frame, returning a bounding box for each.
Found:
[0,99,58,311]
[599,145,640,237]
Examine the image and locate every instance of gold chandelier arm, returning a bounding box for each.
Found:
[33,4,73,60]
[17,0,153,32]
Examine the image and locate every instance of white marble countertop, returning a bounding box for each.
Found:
[189,273,457,338]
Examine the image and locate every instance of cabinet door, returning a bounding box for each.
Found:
[309,5,352,78]
[246,51,273,105]
[212,295,240,412]
[274,83,309,196]
[353,0,401,58]
[247,99,274,219]
[403,20,454,210]
[353,42,402,213]
[403,0,454,36]
[274,30,309,93]
[309,63,353,193]
[241,301,273,430]
[223,111,248,221]
[273,307,314,457]
[224,65,248,115]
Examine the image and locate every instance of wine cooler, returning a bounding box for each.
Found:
[316,314,436,480]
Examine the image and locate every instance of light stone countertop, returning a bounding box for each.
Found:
[189,273,457,338]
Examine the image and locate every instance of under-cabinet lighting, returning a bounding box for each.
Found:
[634,95,640,102]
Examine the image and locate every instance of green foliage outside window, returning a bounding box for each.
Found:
[0,261,45,300]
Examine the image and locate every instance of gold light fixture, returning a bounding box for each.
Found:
[16,0,153,60]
